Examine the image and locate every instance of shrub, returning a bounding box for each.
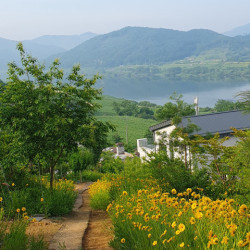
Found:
[81,170,103,182]
[145,151,193,192]
[89,179,112,210]
[1,177,76,217]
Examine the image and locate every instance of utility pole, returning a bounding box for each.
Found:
[125,115,128,144]
[194,96,199,116]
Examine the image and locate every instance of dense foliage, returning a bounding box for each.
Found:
[0,43,112,189]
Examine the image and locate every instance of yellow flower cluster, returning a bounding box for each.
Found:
[107,182,249,249]
[88,179,112,197]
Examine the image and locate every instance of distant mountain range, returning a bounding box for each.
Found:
[46,27,250,69]
[224,23,250,37]
[27,32,97,50]
[1,26,250,86]
[0,32,98,70]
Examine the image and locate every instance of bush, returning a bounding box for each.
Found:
[81,170,103,182]
[1,177,76,217]
[145,151,193,192]
[90,191,111,210]
[88,180,112,210]
[100,152,124,174]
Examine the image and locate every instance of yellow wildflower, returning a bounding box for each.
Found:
[195,211,203,219]
[190,217,195,225]
[152,241,157,246]
[221,236,229,244]
[180,242,184,248]
[122,191,128,196]
[12,183,15,187]
[238,240,244,247]
[0,197,2,202]
[178,223,185,232]
[171,221,176,228]
[178,211,183,217]
[171,189,177,195]
[32,218,37,222]
[208,230,213,239]
[238,204,247,215]
[121,238,125,243]
[176,230,181,235]
[40,198,44,202]
[21,207,26,212]
[246,232,250,243]
[191,203,197,210]
[16,208,20,213]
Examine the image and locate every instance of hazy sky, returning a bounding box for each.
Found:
[1,0,250,40]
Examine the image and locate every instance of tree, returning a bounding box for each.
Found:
[155,92,195,121]
[112,100,139,116]
[237,89,250,113]
[214,99,244,112]
[0,43,112,189]
[69,148,94,182]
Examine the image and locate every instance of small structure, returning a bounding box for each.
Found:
[137,110,250,160]
[103,142,133,160]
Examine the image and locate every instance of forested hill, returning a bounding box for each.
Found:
[50,27,250,68]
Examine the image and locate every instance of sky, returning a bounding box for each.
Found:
[1,0,250,40]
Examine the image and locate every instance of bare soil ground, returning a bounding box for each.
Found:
[25,182,114,250]
[26,219,62,245]
[82,210,113,250]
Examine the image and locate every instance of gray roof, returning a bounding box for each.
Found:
[150,110,250,136]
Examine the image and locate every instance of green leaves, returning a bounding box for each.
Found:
[0,43,112,189]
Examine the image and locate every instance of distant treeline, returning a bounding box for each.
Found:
[105,62,250,82]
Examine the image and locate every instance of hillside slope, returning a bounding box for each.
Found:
[29,32,98,50]
[51,27,250,68]
[0,37,66,69]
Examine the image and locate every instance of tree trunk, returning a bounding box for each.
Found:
[79,170,82,183]
[50,166,55,191]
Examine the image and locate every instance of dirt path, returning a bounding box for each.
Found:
[82,210,113,250]
[28,182,114,249]
[48,182,92,250]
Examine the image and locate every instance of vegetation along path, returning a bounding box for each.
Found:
[48,182,92,250]
[48,182,113,250]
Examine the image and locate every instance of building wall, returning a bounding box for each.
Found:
[137,138,155,161]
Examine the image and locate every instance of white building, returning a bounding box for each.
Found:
[137,110,250,161]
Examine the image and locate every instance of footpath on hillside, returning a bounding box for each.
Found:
[47,182,113,250]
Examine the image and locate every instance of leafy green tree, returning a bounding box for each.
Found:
[155,92,195,121]
[137,107,154,119]
[214,99,244,112]
[112,100,139,116]
[69,148,94,182]
[227,129,250,202]
[0,43,112,189]
[237,89,250,113]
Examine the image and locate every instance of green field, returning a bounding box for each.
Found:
[97,115,156,151]
[95,95,125,116]
[95,95,157,151]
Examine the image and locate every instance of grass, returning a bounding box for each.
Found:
[95,95,125,116]
[97,115,156,150]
